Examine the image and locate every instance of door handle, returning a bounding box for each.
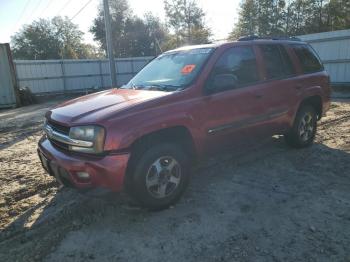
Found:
[254,93,263,99]
[296,84,303,90]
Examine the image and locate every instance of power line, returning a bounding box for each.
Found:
[25,0,43,23]
[38,0,54,17]
[12,0,32,31]
[57,0,71,15]
[70,0,94,20]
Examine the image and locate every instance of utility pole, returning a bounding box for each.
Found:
[103,0,117,87]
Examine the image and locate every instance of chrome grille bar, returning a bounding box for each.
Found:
[44,124,93,148]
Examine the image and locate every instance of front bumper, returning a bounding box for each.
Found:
[38,136,130,192]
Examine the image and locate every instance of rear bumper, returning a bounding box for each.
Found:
[38,136,130,192]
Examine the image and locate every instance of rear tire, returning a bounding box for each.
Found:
[284,105,317,148]
[126,143,191,210]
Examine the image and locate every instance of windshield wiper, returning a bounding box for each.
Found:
[122,83,182,92]
[145,84,182,92]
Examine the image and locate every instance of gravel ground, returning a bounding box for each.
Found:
[0,99,349,262]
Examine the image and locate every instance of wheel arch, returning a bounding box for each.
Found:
[130,126,196,158]
[298,95,323,120]
[124,125,196,190]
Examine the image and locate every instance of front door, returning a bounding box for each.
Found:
[197,45,268,153]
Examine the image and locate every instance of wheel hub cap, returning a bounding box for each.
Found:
[145,156,181,199]
[299,112,314,141]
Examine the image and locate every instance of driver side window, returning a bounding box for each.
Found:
[207,46,259,93]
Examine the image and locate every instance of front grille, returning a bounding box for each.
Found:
[46,119,70,151]
[51,139,70,150]
[48,120,70,135]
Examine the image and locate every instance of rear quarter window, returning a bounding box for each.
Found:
[290,44,323,74]
[259,44,295,79]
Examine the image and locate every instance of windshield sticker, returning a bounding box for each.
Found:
[181,64,196,75]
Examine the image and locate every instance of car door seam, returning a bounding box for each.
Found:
[207,109,288,135]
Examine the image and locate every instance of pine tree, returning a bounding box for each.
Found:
[230,0,350,39]
[164,0,211,46]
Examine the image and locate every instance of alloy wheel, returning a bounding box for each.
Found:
[298,112,314,142]
[145,156,181,198]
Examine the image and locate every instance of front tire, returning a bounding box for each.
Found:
[285,105,317,148]
[127,143,190,210]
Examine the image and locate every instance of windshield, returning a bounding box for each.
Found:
[121,48,214,91]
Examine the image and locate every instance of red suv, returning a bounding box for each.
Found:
[38,38,331,209]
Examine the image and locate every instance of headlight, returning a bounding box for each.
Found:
[69,126,105,154]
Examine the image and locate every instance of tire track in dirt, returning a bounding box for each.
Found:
[320,114,350,128]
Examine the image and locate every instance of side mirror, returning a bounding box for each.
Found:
[205,74,237,94]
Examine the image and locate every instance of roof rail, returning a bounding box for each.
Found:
[238,35,260,41]
[238,35,302,42]
[270,36,302,41]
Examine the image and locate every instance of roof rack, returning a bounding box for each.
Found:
[238,35,302,42]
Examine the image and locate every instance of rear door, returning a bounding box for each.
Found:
[253,43,300,134]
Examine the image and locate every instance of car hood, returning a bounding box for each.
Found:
[48,89,171,124]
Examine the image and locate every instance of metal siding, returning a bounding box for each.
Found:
[309,39,350,61]
[0,45,16,107]
[116,60,132,73]
[134,60,151,71]
[15,60,63,93]
[299,29,350,85]
[117,74,133,86]
[14,57,153,94]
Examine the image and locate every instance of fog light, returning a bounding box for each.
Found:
[59,167,70,179]
[76,172,90,180]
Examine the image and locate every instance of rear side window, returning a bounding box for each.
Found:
[211,46,259,87]
[290,44,323,74]
[259,44,295,79]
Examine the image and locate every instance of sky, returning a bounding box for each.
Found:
[0,0,240,45]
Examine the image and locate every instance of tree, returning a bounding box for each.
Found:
[90,0,168,57]
[322,0,350,31]
[229,0,259,38]
[144,12,169,54]
[164,0,211,47]
[11,16,96,60]
[230,0,350,39]
[230,0,289,38]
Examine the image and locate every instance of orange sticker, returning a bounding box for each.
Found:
[181,64,196,75]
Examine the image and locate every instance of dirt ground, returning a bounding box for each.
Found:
[0,99,349,262]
